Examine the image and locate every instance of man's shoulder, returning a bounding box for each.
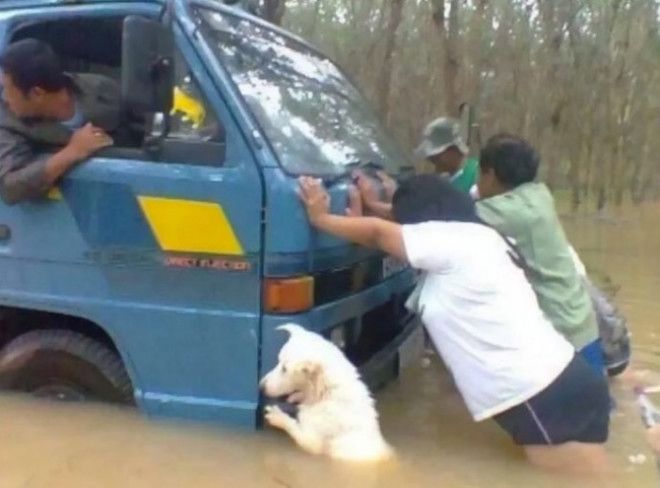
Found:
[464,157,479,172]
[476,192,522,230]
[0,103,29,139]
[451,157,479,193]
[463,157,479,182]
[404,221,495,246]
[478,183,553,213]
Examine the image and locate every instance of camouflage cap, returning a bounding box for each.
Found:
[415,117,468,159]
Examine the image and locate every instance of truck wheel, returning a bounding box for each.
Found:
[0,330,133,404]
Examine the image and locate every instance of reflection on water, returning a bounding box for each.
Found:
[2,203,660,487]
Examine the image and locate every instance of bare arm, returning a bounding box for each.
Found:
[364,200,394,220]
[354,171,396,220]
[313,213,406,261]
[299,176,407,262]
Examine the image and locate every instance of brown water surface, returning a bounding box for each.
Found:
[2,203,660,487]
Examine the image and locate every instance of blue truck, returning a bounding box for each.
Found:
[0,0,420,427]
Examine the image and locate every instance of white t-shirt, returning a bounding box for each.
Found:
[402,221,574,421]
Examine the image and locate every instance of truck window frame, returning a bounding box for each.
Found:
[6,12,231,168]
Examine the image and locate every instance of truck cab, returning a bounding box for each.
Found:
[0,0,420,427]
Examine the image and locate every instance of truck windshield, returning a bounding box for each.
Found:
[195,7,411,176]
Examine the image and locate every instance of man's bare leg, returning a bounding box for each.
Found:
[523,442,610,475]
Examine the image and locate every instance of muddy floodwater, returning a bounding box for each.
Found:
[2,203,660,487]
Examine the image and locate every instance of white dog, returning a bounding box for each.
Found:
[260,323,393,462]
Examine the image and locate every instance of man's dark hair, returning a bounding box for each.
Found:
[392,174,482,225]
[479,134,540,188]
[0,39,74,95]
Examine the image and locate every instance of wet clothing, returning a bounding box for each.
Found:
[476,183,599,351]
[402,221,574,421]
[579,338,606,375]
[495,354,610,445]
[0,73,142,204]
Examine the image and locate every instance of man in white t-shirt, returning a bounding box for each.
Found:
[298,173,610,474]
[403,220,574,421]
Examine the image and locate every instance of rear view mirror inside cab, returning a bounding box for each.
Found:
[122,16,175,116]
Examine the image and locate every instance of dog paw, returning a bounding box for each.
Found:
[264,405,291,430]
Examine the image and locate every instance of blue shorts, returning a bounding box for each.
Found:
[579,339,605,375]
[494,355,610,445]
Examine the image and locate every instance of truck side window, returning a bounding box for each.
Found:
[145,49,227,167]
[154,50,225,144]
[10,16,227,166]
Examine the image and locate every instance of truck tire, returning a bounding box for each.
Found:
[0,330,133,404]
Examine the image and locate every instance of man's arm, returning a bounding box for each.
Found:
[312,213,407,262]
[299,176,407,262]
[0,123,112,205]
[354,171,395,220]
[366,200,394,220]
[0,137,50,204]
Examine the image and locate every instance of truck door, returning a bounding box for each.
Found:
[0,7,264,425]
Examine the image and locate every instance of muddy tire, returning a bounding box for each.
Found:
[0,330,133,404]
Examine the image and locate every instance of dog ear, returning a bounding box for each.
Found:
[277,323,306,337]
[296,360,327,402]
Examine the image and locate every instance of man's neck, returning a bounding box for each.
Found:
[47,89,76,121]
[449,155,466,177]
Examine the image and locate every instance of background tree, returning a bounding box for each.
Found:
[246,0,660,210]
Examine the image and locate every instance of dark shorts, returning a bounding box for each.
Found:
[494,355,610,445]
[579,339,606,376]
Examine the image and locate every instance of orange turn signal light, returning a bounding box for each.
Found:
[264,276,314,313]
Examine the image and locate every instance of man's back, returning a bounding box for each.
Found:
[476,182,598,350]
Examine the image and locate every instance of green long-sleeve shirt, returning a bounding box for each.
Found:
[476,182,598,350]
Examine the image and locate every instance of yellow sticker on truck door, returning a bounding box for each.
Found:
[138,196,244,256]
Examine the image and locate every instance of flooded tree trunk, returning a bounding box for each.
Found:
[538,0,568,191]
[281,0,660,204]
[262,0,286,25]
[376,0,405,122]
[432,0,460,117]
[467,0,489,105]
[304,0,322,38]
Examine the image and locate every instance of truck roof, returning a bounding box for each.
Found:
[0,0,161,10]
[0,0,326,64]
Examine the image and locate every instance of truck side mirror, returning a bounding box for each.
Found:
[122,15,175,115]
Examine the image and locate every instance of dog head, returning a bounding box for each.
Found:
[260,324,351,404]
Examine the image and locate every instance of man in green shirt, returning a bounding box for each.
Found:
[353,117,478,214]
[415,117,479,194]
[354,127,603,373]
[475,134,603,373]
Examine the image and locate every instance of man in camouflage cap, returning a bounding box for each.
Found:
[415,117,479,195]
